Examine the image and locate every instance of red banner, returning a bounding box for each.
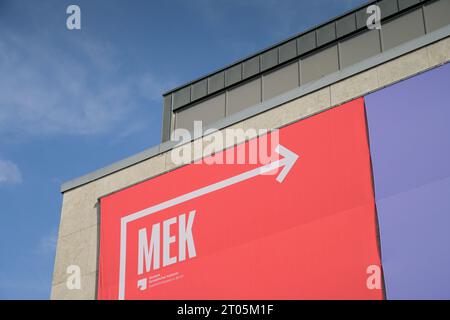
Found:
[98,98,382,299]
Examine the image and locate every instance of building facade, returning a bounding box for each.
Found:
[52,0,450,299]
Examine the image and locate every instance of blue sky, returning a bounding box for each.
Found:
[0,0,367,299]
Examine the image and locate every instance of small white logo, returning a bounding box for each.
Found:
[366,5,381,30]
[366,264,382,290]
[66,265,82,290]
[137,278,147,291]
[66,5,81,30]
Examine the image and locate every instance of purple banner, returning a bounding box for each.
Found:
[365,63,450,299]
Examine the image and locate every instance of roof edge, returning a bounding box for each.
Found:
[61,25,450,193]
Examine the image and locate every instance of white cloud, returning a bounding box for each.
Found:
[0,158,22,185]
[0,27,173,141]
[37,229,58,256]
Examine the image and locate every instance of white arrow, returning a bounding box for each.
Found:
[117,144,299,299]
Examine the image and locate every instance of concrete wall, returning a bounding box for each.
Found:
[51,35,450,299]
